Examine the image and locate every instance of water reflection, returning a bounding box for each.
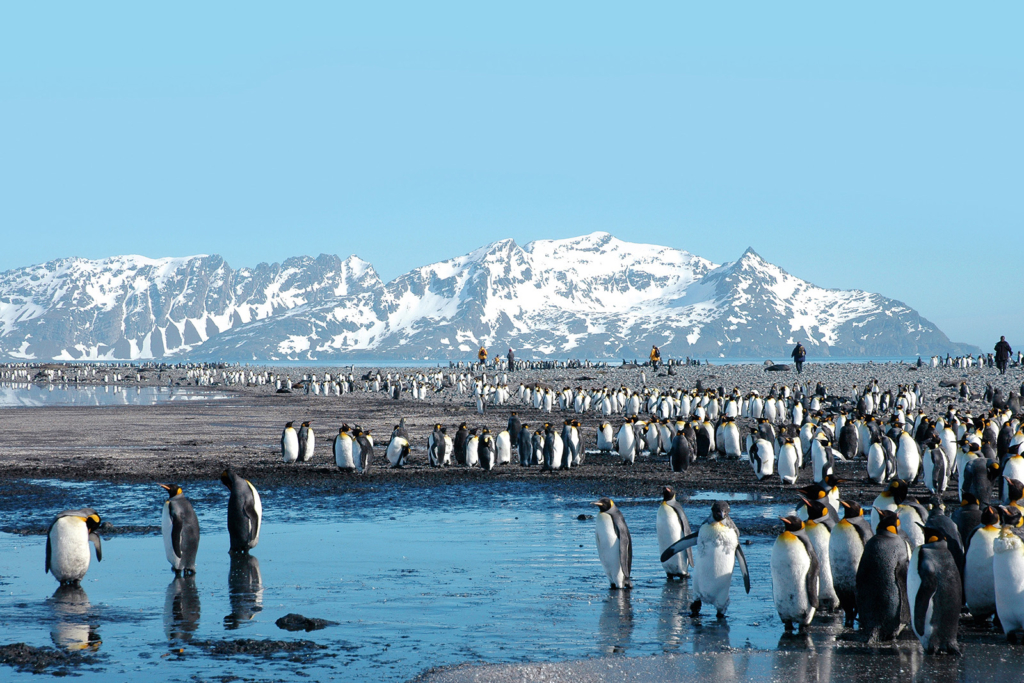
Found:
[657,580,690,652]
[224,553,262,629]
[164,575,201,642]
[597,590,633,654]
[0,384,233,408]
[48,585,101,651]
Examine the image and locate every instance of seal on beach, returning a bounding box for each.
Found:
[592,497,632,589]
[46,508,102,585]
[656,487,692,580]
[771,515,819,632]
[160,484,200,575]
[221,469,262,553]
[908,525,962,654]
[281,422,299,463]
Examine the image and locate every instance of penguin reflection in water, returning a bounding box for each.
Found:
[661,501,750,618]
[49,584,101,651]
[592,498,632,589]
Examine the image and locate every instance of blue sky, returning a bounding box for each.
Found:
[1,3,1020,349]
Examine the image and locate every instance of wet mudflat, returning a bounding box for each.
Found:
[1,481,1021,682]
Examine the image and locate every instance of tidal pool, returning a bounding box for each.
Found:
[0,384,234,408]
[0,482,1019,682]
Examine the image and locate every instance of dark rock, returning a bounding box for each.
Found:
[276,388,292,394]
[275,614,338,632]
[191,638,330,657]
[0,643,89,675]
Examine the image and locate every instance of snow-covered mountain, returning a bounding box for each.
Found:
[0,233,975,361]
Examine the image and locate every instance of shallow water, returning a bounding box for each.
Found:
[0,384,234,408]
[0,481,1018,682]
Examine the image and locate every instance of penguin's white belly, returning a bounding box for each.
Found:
[778,445,798,484]
[828,523,864,594]
[897,435,920,480]
[49,518,91,583]
[162,503,182,570]
[550,435,564,468]
[496,433,511,464]
[898,507,926,550]
[597,427,614,451]
[301,430,314,461]
[282,430,299,463]
[965,530,998,615]
[595,514,624,587]
[466,438,480,467]
[657,506,686,575]
[867,444,887,483]
[248,481,263,546]
[994,539,1024,633]
[335,436,355,469]
[693,523,737,613]
[771,535,815,624]
[806,523,837,605]
[1004,459,1024,499]
[722,428,741,458]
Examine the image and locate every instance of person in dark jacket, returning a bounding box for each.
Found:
[507,348,515,372]
[791,343,807,373]
[995,337,1012,375]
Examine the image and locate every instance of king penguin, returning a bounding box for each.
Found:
[800,496,838,611]
[829,501,874,627]
[964,506,1001,623]
[385,431,410,468]
[855,509,910,642]
[908,524,962,654]
[656,487,693,580]
[159,484,200,575]
[662,501,750,618]
[281,422,299,463]
[355,427,374,473]
[46,509,102,584]
[297,421,314,462]
[993,525,1024,642]
[592,498,632,589]
[771,515,819,632]
[334,424,355,470]
[220,469,262,553]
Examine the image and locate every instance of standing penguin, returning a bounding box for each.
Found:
[334,424,355,470]
[908,525,962,654]
[771,516,819,632]
[661,501,750,618]
[800,497,839,611]
[428,424,447,467]
[159,484,200,576]
[993,525,1024,642]
[657,487,693,580]
[778,437,799,485]
[964,506,1001,623]
[220,469,262,553]
[830,501,874,627]
[355,428,374,473]
[669,431,692,472]
[517,423,534,466]
[297,421,314,462]
[592,498,632,589]
[46,509,102,584]
[856,509,910,642]
[478,430,496,471]
[385,434,410,468]
[281,422,299,463]
[453,423,469,466]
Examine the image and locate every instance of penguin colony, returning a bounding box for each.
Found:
[35,369,1024,657]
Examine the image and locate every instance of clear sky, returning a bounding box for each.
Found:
[1,3,1020,349]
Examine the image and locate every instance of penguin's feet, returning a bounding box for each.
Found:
[689,600,702,616]
[716,611,727,620]
[783,621,794,632]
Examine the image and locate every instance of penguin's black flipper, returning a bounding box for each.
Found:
[735,545,751,594]
[170,507,184,559]
[913,554,939,637]
[661,531,699,563]
[45,531,52,574]
[668,500,695,567]
[89,532,102,562]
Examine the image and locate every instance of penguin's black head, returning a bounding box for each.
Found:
[839,500,863,518]
[824,474,844,489]
[981,506,1001,528]
[591,498,613,513]
[988,460,1002,476]
[779,515,804,533]
[219,469,232,487]
[1005,477,1024,502]
[887,479,909,504]
[798,483,828,501]
[285,422,293,428]
[999,506,1024,528]
[799,496,829,522]
[303,421,311,427]
[662,486,675,502]
[84,512,102,532]
[919,524,945,545]
[710,501,731,522]
[873,508,900,535]
[159,483,182,499]
[441,426,448,434]
[961,492,979,507]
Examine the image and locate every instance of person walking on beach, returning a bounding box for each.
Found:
[650,344,661,370]
[995,336,1012,375]
[791,342,806,373]
[507,348,515,372]
[478,346,488,367]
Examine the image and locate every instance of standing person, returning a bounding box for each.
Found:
[791,342,807,374]
[995,336,1012,375]
[478,346,488,368]
[507,348,515,373]
[650,344,661,370]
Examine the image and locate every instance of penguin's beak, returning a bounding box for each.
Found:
[158,483,172,492]
[590,501,601,507]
